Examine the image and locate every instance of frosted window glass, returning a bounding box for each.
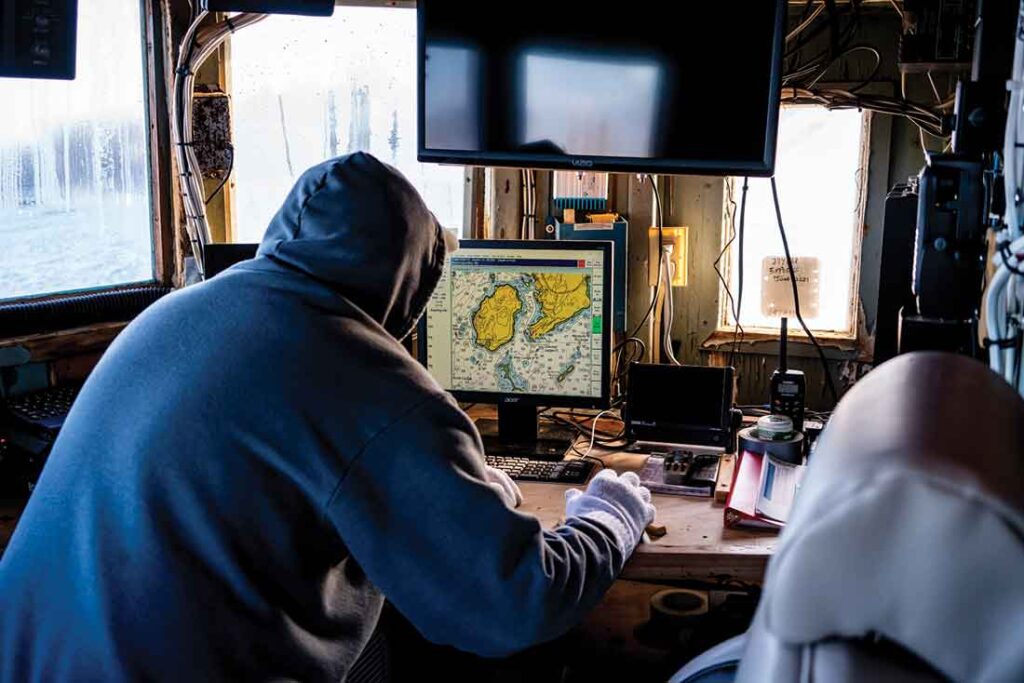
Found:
[0,0,154,302]
[230,7,466,243]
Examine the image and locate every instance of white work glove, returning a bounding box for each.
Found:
[564,470,655,555]
[484,465,522,508]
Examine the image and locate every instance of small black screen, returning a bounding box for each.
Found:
[629,364,732,429]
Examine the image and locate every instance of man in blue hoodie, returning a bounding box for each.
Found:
[0,152,655,681]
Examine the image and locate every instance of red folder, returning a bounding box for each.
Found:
[724,450,783,530]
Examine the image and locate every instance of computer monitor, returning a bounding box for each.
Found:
[418,0,785,176]
[418,239,612,457]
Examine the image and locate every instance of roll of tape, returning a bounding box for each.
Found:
[738,426,804,465]
[755,414,795,440]
[649,589,709,630]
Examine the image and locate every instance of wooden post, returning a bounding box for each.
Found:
[626,175,654,360]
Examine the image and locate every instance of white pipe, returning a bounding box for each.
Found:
[661,247,680,365]
[986,266,1008,375]
[171,12,268,274]
[1004,2,1024,242]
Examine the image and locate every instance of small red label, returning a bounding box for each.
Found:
[578,259,586,268]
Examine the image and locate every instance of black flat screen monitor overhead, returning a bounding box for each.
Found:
[418,0,786,176]
[418,240,612,458]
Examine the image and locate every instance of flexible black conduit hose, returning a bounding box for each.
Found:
[0,286,173,338]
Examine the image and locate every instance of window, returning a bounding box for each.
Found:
[720,107,868,337]
[0,0,154,303]
[229,6,467,244]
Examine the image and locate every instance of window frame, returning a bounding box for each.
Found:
[0,0,176,352]
[713,104,874,348]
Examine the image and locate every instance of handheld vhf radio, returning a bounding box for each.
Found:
[769,318,806,429]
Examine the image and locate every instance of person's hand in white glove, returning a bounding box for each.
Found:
[564,469,656,555]
[484,465,522,508]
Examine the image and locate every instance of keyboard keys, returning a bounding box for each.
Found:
[6,385,80,430]
[485,454,595,484]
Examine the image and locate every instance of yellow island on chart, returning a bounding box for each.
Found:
[528,273,591,339]
[472,284,523,351]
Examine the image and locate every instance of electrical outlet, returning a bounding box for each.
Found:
[648,227,688,287]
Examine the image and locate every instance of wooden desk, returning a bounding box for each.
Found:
[517,451,776,585]
[1,487,774,584]
[473,409,778,585]
[2,416,779,584]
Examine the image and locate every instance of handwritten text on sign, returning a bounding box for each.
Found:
[761,256,820,319]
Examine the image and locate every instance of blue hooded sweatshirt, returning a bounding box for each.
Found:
[0,152,626,681]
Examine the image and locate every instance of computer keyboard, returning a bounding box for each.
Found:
[485,455,596,484]
[5,385,81,432]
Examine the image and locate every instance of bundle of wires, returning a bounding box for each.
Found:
[520,169,537,239]
[171,11,268,277]
[659,242,681,365]
[781,0,948,141]
[541,409,628,466]
[782,86,945,138]
[611,336,646,401]
[619,176,664,344]
[983,0,1024,394]
[737,403,833,422]
[716,178,749,367]
[608,175,664,400]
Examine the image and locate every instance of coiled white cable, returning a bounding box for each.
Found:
[985,1,1024,389]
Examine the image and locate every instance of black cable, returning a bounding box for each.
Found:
[736,177,749,361]
[769,177,839,405]
[548,410,627,441]
[613,337,646,379]
[1000,245,1024,277]
[780,89,945,137]
[824,0,841,60]
[846,48,884,94]
[611,337,645,400]
[571,410,626,439]
[714,220,740,365]
[205,146,234,205]
[741,407,771,417]
[564,432,615,468]
[784,12,838,60]
[784,1,859,63]
[715,180,747,367]
[805,45,882,91]
[620,175,664,345]
[572,451,609,470]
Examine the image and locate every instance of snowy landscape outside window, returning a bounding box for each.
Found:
[230,7,467,243]
[0,0,154,302]
[720,107,868,337]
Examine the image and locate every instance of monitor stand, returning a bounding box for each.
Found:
[475,403,574,461]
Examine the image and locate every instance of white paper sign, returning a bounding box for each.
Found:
[761,256,820,319]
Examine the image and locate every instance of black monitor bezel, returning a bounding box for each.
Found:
[416,0,786,177]
[624,362,736,448]
[417,239,613,410]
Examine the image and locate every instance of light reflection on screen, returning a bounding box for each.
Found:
[518,51,663,158]
[424,44,481,151]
